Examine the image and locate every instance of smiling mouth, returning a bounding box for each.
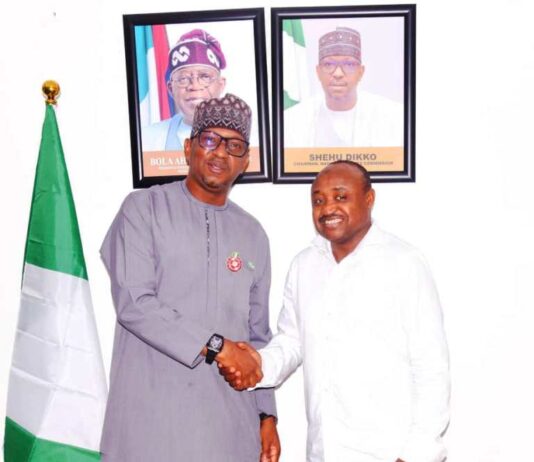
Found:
[185,97,206,104]
[329,86,347,91]
[320,215,343,227]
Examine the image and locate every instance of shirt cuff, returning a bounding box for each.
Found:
[254,349,280,388]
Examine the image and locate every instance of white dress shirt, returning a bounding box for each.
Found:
[284,91,403,148]
[259,224,450,462]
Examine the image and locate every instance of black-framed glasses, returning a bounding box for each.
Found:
[169,72,219,88]
[319,60,360,75]
[194,130,249,157]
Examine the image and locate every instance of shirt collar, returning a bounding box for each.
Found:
[179,180,229,211]
[312,221,383,261]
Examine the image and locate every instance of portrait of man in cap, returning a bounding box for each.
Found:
[142,28,227,152]
[283,22,404,149]
[129,17,268,183]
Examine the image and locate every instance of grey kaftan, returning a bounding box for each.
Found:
[100,181,276,461]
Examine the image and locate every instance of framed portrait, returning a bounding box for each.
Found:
[123,9,271,188]
[271,5,416,183]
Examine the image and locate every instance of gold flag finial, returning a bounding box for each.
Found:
[42,80,61,105]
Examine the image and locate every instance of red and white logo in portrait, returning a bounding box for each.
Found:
[226,252,242,272]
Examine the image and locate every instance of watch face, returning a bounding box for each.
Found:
[209,336,223,350]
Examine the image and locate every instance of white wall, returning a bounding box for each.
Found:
[1,0,534,460]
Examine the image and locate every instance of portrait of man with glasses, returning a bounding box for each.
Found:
[284,25,403,149]
[142,28,227,152]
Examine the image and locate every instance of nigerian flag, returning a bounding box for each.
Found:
[135,24,171,127]
[3,103,107,461]
[283,19,307,110]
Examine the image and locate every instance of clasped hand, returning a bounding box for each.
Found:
[216,340,262,390]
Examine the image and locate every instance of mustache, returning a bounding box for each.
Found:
[207,157,228,168]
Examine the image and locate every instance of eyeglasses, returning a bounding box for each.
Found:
[193,130,249,158]
[169,72,219,88]
[319,60,360,75]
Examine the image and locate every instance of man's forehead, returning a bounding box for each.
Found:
[312,165,364,189]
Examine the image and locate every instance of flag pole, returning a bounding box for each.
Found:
[42,80,60,105]
[4,80,107,462]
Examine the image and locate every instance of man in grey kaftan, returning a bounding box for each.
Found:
[100,94,278,461]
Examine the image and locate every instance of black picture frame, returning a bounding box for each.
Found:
[123,9,271,188]
[271,5,416,183]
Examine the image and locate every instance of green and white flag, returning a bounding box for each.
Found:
[282,19,308,110]
[4,104,107,461]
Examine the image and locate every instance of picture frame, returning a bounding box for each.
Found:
[271,5,416,183]
[123,9,271,188]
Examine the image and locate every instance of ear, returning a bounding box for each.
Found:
[184,138,192,165]
[241,150,250,174]
[219,76,227,93]
[365,188,375,210]
[167,80,173,95]
[357,65,366,82]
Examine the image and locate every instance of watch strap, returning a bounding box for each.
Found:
[205,333,224,365]
[205,348,217,364]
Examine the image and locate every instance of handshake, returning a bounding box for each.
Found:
[215,339,263,390]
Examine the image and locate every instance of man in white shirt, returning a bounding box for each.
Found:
[221,161,450,462]
[284,27,403,148]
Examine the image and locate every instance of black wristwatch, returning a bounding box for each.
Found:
[205,333,224,365]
